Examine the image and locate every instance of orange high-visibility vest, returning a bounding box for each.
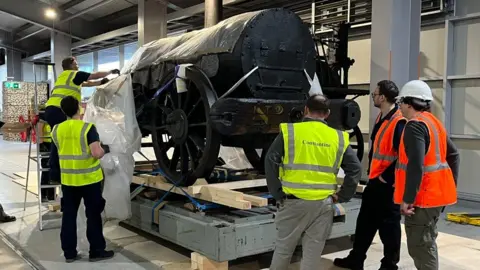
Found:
[394,112,457,207]
[369,109,404,179]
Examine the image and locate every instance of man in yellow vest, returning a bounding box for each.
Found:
[45,56,119,185]
[265,94,362,269]
[37,102,55,202]
[52,96,113,263]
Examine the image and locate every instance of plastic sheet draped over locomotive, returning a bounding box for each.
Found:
[123,8,363,185]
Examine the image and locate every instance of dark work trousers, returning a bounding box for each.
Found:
[61,181,107,259]
[348,179,401,268]
[39,142,55,201]
[44,106,67,183]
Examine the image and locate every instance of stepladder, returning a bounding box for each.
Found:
[23,61,61,231]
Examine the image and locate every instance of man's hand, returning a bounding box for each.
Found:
[110,69,120,75]
[331,194,339,203]
[401,202,415,216]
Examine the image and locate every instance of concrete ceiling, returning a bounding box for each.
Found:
[0,0,446,59]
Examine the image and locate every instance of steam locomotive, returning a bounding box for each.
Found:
[124,8,368,186]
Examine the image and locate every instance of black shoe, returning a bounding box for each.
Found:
[89,250,114,262]
[333,257,364,270]
[65,254,82,263]
[0,215,16,223]
[379,265,398,270]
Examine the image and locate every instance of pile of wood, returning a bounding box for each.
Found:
[132,174,365,211]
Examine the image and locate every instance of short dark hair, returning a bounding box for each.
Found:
[60,96,79,118]
[401,97,431,112]
[306,94,330,115]
[377,80,399,103]
[62,57,75,70]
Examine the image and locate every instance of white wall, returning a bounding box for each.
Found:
[346,6,480,201]
[21,62,48,83]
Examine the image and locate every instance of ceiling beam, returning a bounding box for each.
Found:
[23,0,249,61]
[13,0,89,36]
[14,0,115,42]
[1,0,109,40]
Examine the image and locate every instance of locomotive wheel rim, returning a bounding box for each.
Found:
[348,126,364,162]
[150,67,221,185]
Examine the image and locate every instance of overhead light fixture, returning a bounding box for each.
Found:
[45,8,57,19]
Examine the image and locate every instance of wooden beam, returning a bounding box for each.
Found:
[188,179,267,194]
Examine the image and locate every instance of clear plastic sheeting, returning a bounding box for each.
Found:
[219,146,253,170]
[82,74,142,221]
[121,10,263,74]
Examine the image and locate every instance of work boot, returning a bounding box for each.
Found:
[0,204,16,223]
[89,250,114,262]
[378,264,398,270]
[333,257,364,270]
[65,254,82,263]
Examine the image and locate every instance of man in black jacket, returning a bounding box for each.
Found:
[334,80,406,270]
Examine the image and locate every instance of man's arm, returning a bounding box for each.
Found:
[264,133,285,202]
[87,125,105,159]
[446,137,460,185]
[393,119,407,151]
[337,146,362,203]
[72,70,119,87]
[402,121,428,204]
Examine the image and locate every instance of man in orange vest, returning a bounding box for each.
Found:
[334,80,406,270]
[395,80,459,270]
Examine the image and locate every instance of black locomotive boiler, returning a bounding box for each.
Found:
[125,8,366,186]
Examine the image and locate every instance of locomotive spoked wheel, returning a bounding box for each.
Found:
[150,66,221,186]
[348,126,364,162]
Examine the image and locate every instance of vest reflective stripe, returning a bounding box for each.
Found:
[45,71,82,108]
[282,123,345,176]
[42,123,52,143]
[369,110,404,179]
[52,120,103,186]
[279,121,349,200]
[395,114,449,172]
[394,112,456,207]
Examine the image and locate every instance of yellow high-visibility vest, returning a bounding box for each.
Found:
[45,70,82,108]
[42,122,52,143]
[51,119,103,186]
[279,121,349,200]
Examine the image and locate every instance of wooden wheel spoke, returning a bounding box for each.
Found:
[182,88,192,111]
[170,146,180,170]
[187,99,201,118]
[180,145,189,174]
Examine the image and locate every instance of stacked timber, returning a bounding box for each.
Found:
[1,82,48,141]
[132,174,365,211]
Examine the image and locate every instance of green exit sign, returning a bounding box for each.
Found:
[4,82,20,89]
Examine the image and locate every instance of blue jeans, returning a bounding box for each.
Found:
[44,106,67,182]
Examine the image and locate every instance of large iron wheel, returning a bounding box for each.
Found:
[150,66,221,186]
[348,126,364,162]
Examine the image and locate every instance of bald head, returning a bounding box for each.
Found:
[305,94,330,119]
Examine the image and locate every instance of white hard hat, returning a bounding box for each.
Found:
[397,80,433,101]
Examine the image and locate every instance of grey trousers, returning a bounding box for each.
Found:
[270,197,334,270]
[404,207,442,270]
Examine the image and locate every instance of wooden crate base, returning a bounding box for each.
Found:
[191,252,228,270]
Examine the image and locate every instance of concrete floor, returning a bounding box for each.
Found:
[0,137,480,270]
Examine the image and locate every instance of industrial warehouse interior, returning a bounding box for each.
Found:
[0,0,480,269]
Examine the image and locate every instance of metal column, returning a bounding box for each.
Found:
[205,0,223,27]
[369,0,421,131]
[138,0,167,46]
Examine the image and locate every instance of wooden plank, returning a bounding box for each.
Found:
[191,252,228,270]
[188,179,267,194]
[132,175,252,210]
